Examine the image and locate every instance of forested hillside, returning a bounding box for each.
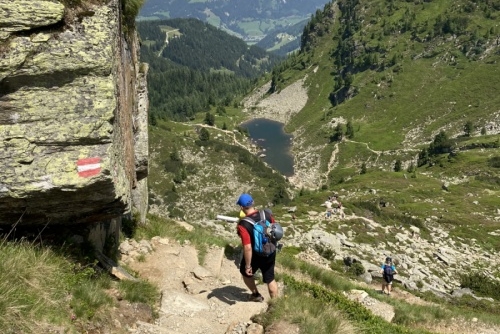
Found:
[255,19,306,56]
[138,18,281,121]
[138,0,330,54]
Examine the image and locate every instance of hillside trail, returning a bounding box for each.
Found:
[182,123,256,153]
[127,237,275,334]
[126,232,500,334]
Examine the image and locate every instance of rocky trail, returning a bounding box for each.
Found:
[125,237,272,334]
[118,230,500,334]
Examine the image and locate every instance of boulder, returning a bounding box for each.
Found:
[0,0,148,227]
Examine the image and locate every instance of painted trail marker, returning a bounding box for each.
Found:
[77,157,101,177]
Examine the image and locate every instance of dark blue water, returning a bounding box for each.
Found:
[241,118,294,176]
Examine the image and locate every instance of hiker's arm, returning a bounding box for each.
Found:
[243,244,252,269]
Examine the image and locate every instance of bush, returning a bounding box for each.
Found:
[314,244,336,260]
[199,128,210,141]
[460,272,500,300]
[350,200,381,217]
[488,156,500,168]
[122,0,145,31]
[348,261,365,276]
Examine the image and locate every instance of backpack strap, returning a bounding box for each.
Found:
[259,209,266,222]
[240,216,256,226]
[239,216,256,239]
[240,210,266,226]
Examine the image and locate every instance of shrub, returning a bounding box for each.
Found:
[314,244,336,260]
[460,272,500,300]
[348,261,365,276]
[199,128,210,141]
[122,0,145,31]
[488,156,500,168]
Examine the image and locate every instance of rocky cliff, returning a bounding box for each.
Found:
[0,0,149,226]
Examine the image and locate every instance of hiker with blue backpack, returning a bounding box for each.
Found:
[380,257,398,295]
[236,193,283,302]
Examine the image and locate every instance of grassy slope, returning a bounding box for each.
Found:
[267,0,500,251]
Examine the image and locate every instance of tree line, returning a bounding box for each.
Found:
[137,18,282,122]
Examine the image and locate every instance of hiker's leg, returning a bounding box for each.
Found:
[242,274,259,295]
[260,253,277,298]
[387,282,392,294]
[267,279,278,298]
[240,257,259,295]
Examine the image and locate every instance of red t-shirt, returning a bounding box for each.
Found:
[238,224,252,245]
[237,209,275,245]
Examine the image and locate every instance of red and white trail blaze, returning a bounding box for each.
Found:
[77,157,101,177]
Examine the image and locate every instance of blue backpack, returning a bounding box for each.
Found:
[383,264,394,278]
[240,210,276,257]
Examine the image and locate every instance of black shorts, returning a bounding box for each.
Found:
[240,251,276,284]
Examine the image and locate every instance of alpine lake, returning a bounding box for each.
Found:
[240,118,294,177]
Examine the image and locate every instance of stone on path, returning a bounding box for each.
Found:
[160,290,210,315]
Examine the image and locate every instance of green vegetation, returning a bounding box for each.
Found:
[138,18,281,122]
[138,0,329,54]
[148,118,291,221]
[0,240,80,332]
[138,18,280,77]
[144,0,500,331]
[133,214,231,264]
[460,272,500,301]
[0,236,159,333]
[257,287,357,334]
[272,0,500,157]
[16,0,500,331]
[122,0,145,31]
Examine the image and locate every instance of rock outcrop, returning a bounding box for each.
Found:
[0,0,148,226]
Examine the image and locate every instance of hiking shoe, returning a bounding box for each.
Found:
[249,292,264,302]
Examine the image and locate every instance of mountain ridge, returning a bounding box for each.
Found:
[138,0,331,54]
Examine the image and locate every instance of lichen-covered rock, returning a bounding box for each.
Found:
[0,0,148,225]
[0,0,65,40]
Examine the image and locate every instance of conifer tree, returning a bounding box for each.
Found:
[346,121,354,139]
[204,112,215,126]
[199,128,210,141]
[394,159,402,172]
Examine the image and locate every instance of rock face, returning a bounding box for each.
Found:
[0,0,148,226]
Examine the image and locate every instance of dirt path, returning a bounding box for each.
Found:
[128,237,272,334]
[324,142,340,180]
[183,123,256,153]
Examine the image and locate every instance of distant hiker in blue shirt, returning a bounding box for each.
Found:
[380,257,398,295]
